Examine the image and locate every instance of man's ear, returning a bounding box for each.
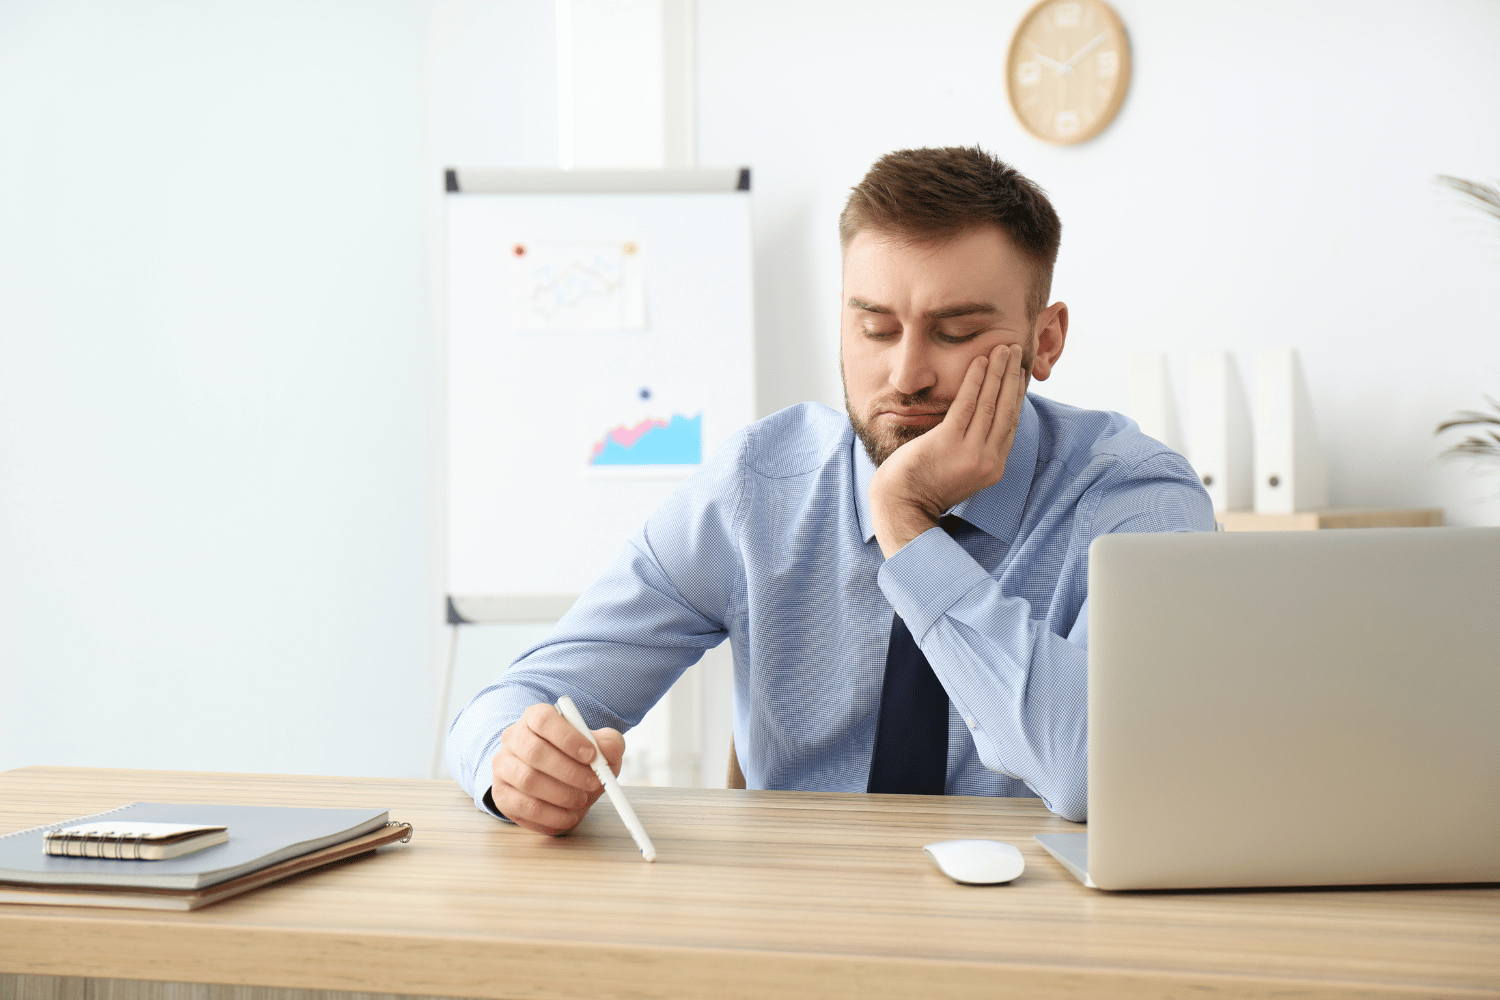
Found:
[1029,302,1068,381]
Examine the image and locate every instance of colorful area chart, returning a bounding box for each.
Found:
[589,414,702,466]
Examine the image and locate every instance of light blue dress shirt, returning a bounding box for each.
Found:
[448,393,1214,822]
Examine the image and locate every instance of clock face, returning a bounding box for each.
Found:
[1006,0,1131,145]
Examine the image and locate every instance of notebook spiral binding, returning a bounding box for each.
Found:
[385,821,413,844]
[44,827,169,860]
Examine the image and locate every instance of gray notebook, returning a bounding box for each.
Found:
[0,802,388,890]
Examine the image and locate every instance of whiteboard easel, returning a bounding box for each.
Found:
[436,168,753,783]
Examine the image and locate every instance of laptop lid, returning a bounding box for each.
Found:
[1075,527,1500,891]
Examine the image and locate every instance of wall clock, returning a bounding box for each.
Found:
[1006,0,1132,145]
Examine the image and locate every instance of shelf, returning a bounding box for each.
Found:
[1217,507,1445,532]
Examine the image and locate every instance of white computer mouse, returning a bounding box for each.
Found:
[922,839,1025,885]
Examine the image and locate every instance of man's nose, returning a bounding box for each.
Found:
[888,331,936,397]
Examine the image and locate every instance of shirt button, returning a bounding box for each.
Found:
[965,717,977,728]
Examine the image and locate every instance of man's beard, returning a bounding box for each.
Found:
[844,384,954,467]
[842,339,1035,467]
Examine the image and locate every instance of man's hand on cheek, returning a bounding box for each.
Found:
[869,343,1026,559]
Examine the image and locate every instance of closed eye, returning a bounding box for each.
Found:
[932,319,1000,344]
[935,329,985,345]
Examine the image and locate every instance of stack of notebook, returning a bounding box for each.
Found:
[0,802,411,910]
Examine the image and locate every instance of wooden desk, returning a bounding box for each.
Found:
[2,766,1497,1000]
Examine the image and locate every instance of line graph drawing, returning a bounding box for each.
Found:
[509,240,646,333]
[529,260,618,320]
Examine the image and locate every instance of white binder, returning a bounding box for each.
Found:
[1253,349,1327,513]
[1126,353,1185,454]
[1187,351,1253,513]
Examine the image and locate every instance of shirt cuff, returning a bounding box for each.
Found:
[473,733,515,823]
[876,526,992,640]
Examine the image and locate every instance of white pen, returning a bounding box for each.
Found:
[555,696,657,862]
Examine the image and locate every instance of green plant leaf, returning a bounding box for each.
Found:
[1436,395,1500,464]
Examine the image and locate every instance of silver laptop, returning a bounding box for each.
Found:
[1037,527,1500,890]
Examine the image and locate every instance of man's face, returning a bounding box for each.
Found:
[840,225,1047,466]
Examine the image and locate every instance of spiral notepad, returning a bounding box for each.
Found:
[43,821,229,861]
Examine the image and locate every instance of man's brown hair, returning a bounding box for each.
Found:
[838,146,1062,322]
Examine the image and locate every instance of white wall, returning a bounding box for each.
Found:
[0,0,438,776]
[696,0,1500,525]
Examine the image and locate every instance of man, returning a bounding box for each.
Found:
[447,146,1212,832]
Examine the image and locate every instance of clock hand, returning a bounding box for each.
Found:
[1030,51,1073,74]
[1062,32,1108,68]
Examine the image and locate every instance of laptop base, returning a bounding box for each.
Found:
[1034,832,1096,888]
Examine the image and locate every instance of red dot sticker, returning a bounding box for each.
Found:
[512,243,527,257]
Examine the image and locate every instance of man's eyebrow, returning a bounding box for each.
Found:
[846,298,1000,320]
[925,302,999,320]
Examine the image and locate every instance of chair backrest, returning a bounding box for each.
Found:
[726,735,745,789]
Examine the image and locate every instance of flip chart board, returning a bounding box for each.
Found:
[444,168,755,605]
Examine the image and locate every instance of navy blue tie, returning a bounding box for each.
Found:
[866,611,949,795]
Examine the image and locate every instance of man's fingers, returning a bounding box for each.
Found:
[985,342,1026,451]
[526,703,599,765]
[594,728,626,776]
[509,817,570,837]
[488,704,634,842]
[493,749,592,811]
[490,779,581,835]
[967,343,1010,444]
[517,704,605,788]
[487,704,633,840]
[943,351,990,435]
[494,710,602,824]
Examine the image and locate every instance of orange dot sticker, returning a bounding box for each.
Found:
[622,241,638,256]
[512,243,527,257]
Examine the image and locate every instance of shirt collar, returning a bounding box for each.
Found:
[853,394,1040,546]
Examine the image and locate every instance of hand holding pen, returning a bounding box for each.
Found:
[490,702,627,837]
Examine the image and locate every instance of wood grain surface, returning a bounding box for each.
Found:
[1,766,1497,999]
